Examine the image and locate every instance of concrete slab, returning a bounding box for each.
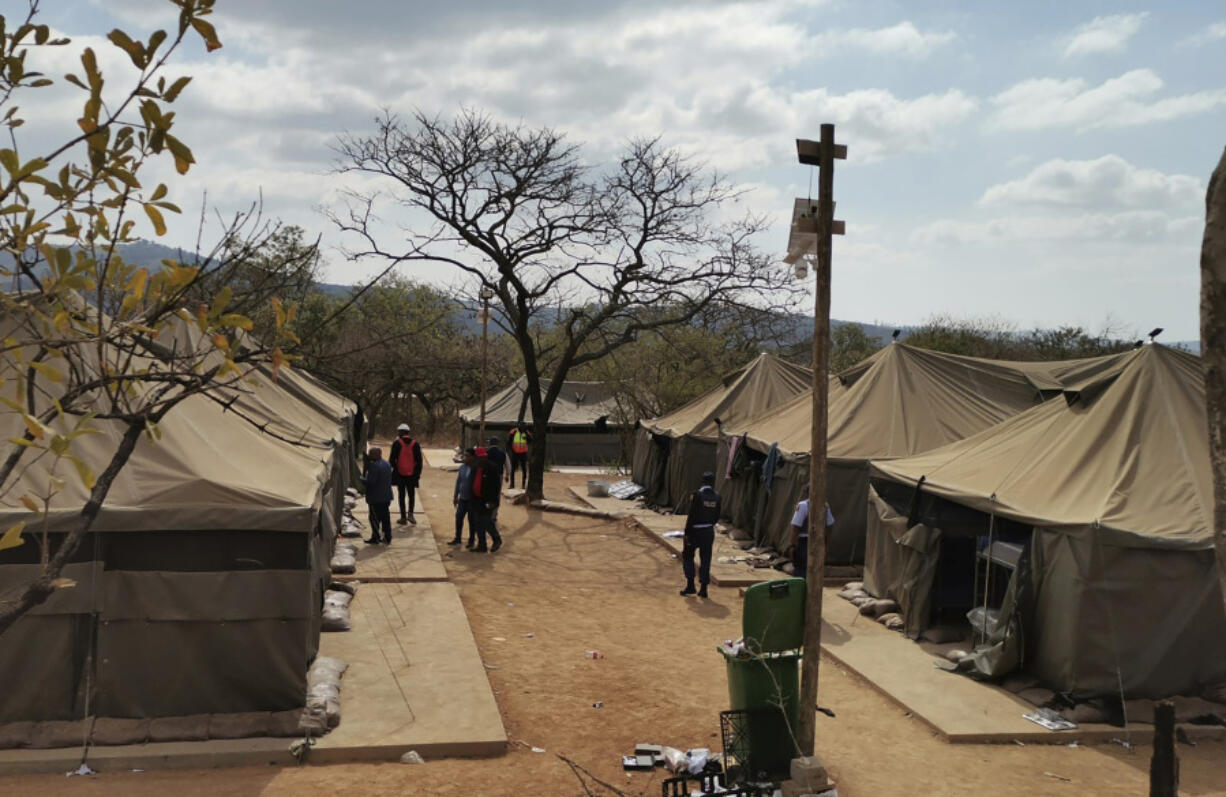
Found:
[423,447,459,470]
[818,588,1226,745]
[338,505,447,583]
[312,581,507,761]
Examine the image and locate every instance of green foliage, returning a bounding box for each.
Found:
[298,275,518,437]
[830,323,883,373]
[903,314,1135,360]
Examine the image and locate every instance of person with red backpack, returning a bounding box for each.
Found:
[389,423,424,525]
[468,446,503,553]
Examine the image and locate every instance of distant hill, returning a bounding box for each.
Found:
[15,240,1201,354]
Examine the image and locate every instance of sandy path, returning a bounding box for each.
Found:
[3,467,1223,796]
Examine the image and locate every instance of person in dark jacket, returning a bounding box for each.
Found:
[484,436,508,539]
[469,446,503,553]
[449,448,476,547]
[389,423,424,525]
[680,472,721,598]
[361,446,394,544]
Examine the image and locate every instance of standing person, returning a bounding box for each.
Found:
[789,485,835,580]
[361,446,393,545]
[507,422,532,488]
[485,435,508,539]
[389,423,423,525]
[680,472,721,598]
[469,446,503,553]
[449,448,476,547]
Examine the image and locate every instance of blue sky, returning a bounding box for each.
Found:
[27,1,1226,339]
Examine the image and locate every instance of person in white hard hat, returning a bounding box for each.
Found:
[388,423,423,525]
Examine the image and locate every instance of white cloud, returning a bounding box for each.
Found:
[1182,21,1226,46]
[987,69,1226,131]
[911,210,1198,246]
[1064,13,1148,58]
[979,155,1202,210]
[815,21,957,58]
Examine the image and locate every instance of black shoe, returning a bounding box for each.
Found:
[407,514,417,525]
[698,587,709,598]
[447,538,462,546]
[364,537,380,545]
[680,585,697,596]
[489,540,501,553]
[466,541,476,550]
[383,538,393,545]
[472,545,488,553]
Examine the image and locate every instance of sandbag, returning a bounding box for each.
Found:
[1066,703,1109,724]
[27,719,94,749]
[868,599,899,618]
[850,596,874,608]
[839,589,868,603]
[1201,682,1226,706]
[328,581,358,596]
[0,721,34,750]
[269,709,306,737]
[1017,687,1055,708]
[321,590,353,632]
[208,712,273,740]
[90,717,150,746]
[330,543,357,575]
[844,581,863,592]
[945,649,969,664]
[149,714,210,742]
[304,656,348,729]
[877,612,904,631]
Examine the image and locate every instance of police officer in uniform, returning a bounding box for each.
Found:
[680,472,721,598]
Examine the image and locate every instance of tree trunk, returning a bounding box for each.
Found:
[1202,145,1226,615]
[527,419,549,500]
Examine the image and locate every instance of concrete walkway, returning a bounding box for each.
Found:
[820,588,1226,745]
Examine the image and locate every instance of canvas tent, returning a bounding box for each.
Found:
[0,320,355,725]
[631,353,811,511]
[717,344,1131,563]
[459,377,624,464]
[865,344,1226,699]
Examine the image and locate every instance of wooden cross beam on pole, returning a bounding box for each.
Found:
[794,125,846,758]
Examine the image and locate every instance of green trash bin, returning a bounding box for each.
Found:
[719,578,806,777]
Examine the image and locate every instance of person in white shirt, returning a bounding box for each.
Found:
[790,486,834,580]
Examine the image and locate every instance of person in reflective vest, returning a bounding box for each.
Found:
[389,423,423,525]
[680,472,721,598]
[507,423,532,488]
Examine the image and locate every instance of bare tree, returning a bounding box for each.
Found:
[1202,146,1226,612]
[333,109,798,499]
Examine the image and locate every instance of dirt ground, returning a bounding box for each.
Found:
[3,467,1225,797]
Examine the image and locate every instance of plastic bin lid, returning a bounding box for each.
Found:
[741,577,806,653]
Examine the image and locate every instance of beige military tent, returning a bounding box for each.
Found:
[717,344,1131,562]
[0,318,355,725]
[631,353,811,511]
[865,344,1226,699]
[459,377,624,464]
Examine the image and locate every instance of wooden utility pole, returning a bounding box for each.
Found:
[794,124,846,756]
[1201,146,1226,615]
[479,288,493,441]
